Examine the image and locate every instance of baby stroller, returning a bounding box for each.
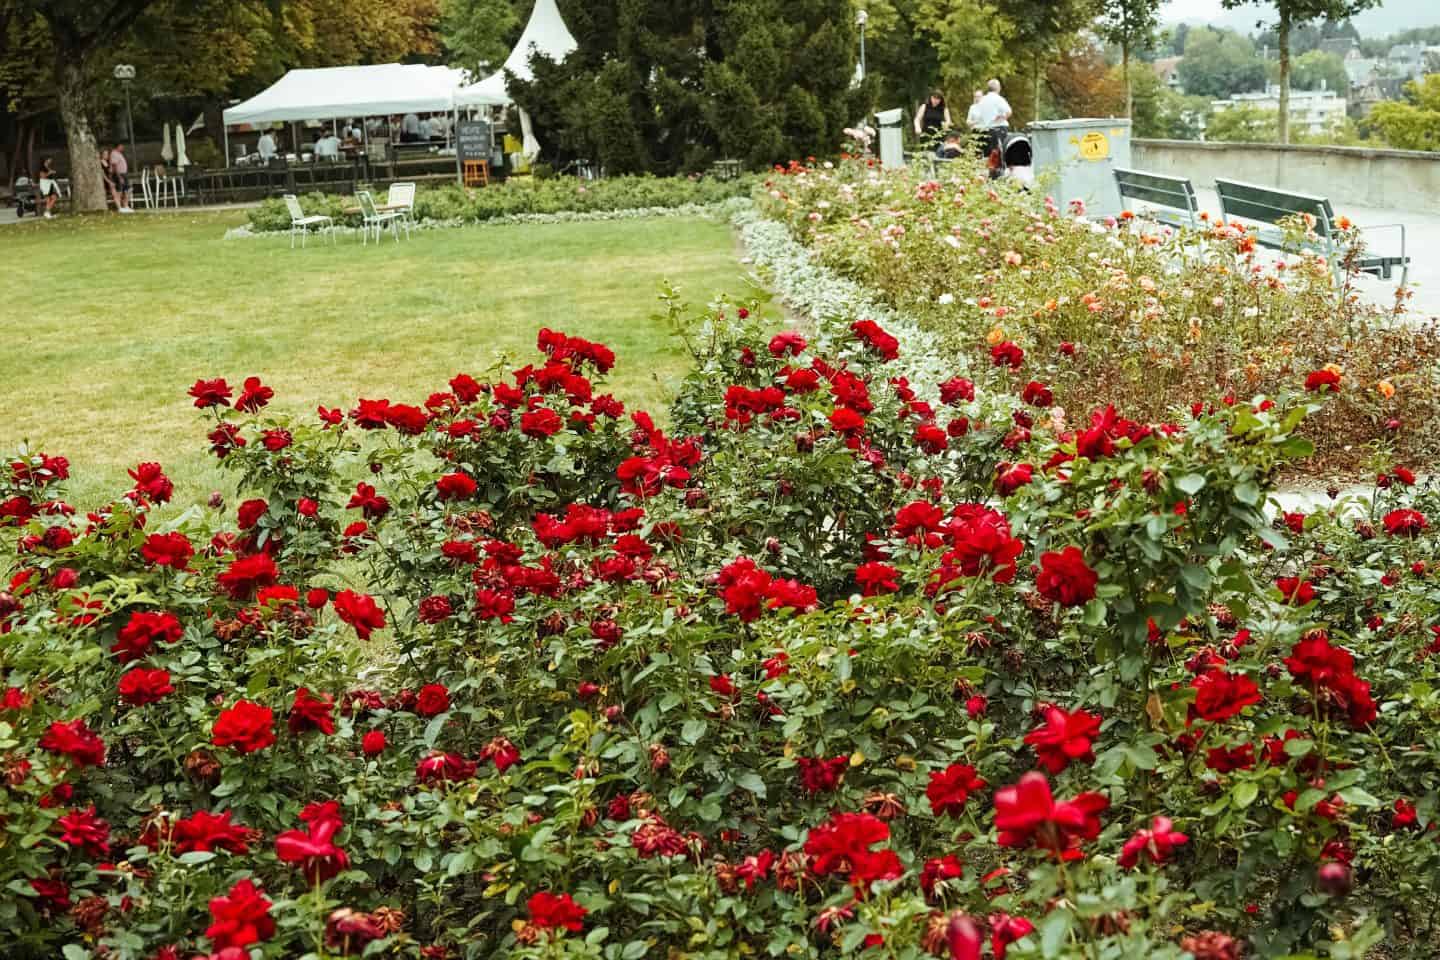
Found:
[986,129,1034,187]
[12,176,39,217]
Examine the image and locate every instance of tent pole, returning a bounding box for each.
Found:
[223,122,230,169]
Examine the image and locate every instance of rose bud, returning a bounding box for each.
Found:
[1317,861,1352,896]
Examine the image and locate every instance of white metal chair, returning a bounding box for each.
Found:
[356,190,402,246]
[385,181,416,236]
[283,194,334,248]
[132,166,152,209]
[152,168,181,208]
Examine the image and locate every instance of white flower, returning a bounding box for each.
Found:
[938,293,954,305]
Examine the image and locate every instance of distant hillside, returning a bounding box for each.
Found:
[1164,0,1439,37]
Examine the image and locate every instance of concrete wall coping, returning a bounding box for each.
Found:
[1134,138,1440,164]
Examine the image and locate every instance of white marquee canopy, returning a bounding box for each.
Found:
[222,64,468,126]
[455,0,578,107]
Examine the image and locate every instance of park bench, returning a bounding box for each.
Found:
[1113,168,1200,229]
[1214,177,1409,287]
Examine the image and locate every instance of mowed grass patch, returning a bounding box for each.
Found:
[4,210,747,506]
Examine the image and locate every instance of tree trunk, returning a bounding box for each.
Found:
[1277,10,1291,145]
[57,59,106,212]
[1123,40,1132,119]
[204,98,226,165]
[1033,51,1042,122]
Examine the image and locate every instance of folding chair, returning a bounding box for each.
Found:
[284,194,334,249]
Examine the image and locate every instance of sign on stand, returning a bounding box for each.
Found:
[455,120,491,183]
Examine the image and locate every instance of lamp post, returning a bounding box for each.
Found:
[856,10,868,82]
[114,64,136,160]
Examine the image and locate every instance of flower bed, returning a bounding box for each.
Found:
[247,175,756,233]
[758,158,1440,473]
[4,296,1440,959]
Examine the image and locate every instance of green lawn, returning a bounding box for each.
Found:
[3,210,747,506]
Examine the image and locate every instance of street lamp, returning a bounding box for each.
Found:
[856,10,868,82]
[114,64,136,160]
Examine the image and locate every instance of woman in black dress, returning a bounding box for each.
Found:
[913,92,951,147]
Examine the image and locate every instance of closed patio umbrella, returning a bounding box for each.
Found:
[175,123,190,169]
[161,123,174,163]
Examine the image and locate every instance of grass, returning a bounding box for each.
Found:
[3,209,749,507]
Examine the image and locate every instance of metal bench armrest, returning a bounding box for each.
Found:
[1358,222,1406,258]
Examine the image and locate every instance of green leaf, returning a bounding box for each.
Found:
[1040,909,1070,957]
[1232,781,1259,809]
[62,946,90,960]
[1234,482,1260,506]
[735,773,767,798]
[1175,473,1206,495]
[423,713,447,749]
[1337,786,1380,807]
[681,718,707,745]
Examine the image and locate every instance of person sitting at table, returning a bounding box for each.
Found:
[315,131,342,161]
[401,112,421,143]
[257,129,277,163]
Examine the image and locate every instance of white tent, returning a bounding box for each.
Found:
[223,64,468,126]
[455,0,578,107]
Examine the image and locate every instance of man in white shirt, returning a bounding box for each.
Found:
[975,79,1012,130]
[315,132,341,160]
[257,130,277,162]
[966,91,984,129]
[402,112,421,142]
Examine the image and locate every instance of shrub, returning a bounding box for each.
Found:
[247,175,756,233]
[3,293,1437,958]
[758,157,1440,473]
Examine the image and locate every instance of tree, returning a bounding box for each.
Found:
[1003,0,1098,120]
[1368,74,1440,151]
[1288,48,1346,91]
[6,0,198,211]
[1045,38,1125,119]
[440,0,519,75]
[1174,27,1266,98]
[1098,0,1161,119]
[1206,103,1278,141]
[1220,0,1379,144]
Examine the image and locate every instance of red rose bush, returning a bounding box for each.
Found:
[0,302,1434,959]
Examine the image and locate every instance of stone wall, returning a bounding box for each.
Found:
[1132,139,1440,213]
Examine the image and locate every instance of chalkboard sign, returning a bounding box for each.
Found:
[456,120,491,163]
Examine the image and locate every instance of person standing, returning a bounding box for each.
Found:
[966,91,984,129]
[110,143,133,213]
[974,79,1013,163]
[36,157,60,218]
[913,91,951,145]
[257,128,277,163]
[401,112,421,143]
[99,148,118,208]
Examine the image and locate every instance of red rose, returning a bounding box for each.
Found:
[39,718,106,767]
[993,771,1107,859]
[1024,706,1101,774]
[275,813,348,885]
[188,378,232,408]
[1118,815,1189,869]
[796,755,848,795]
[480,736,521,772]
[56,805,111,856]
[1274,576,1315,605]
[435,472,478,501]
[418,595,453,623]
[1021,381,1053,407]
[988,913,1036,959]
[111,610,183,663]
[236,498,268,530]
[1035,547,1098,607]
[346,482,390,520]
[527,890,587,932]
[306,588,329,609]
[235,376,274,413]
[768,331,807,356]
[990,341,1024,369]
[1304,369,1340,393]
[415,751,478,785]
[1383,509,1428,537]
[947,913,983,960]
[361,730,386,756]
[414,683,451,717]
[939,377,976,405]
[384,403,429,434]
[1190,670,1262,723]
[850,319,899,360]
[288,688,336,736]
[217,553,280,601]
[205,878,275,950]
[855,562,899,596]
[118,667,174,706]
[995,462,1033,496]
[827,407,866,435]
[127,462,174,503]
[140,532,192,569]
[520,408,564,438]
[333,590,385,640]
[915,423,949,453]
[927,763,988,817]
[297,497,319,517]
[212,700,276,754]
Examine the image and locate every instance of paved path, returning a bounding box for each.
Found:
[1192,187,1439,319]
[0,201,254,227]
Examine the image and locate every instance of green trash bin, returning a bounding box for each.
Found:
[1027,118,1132,219]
